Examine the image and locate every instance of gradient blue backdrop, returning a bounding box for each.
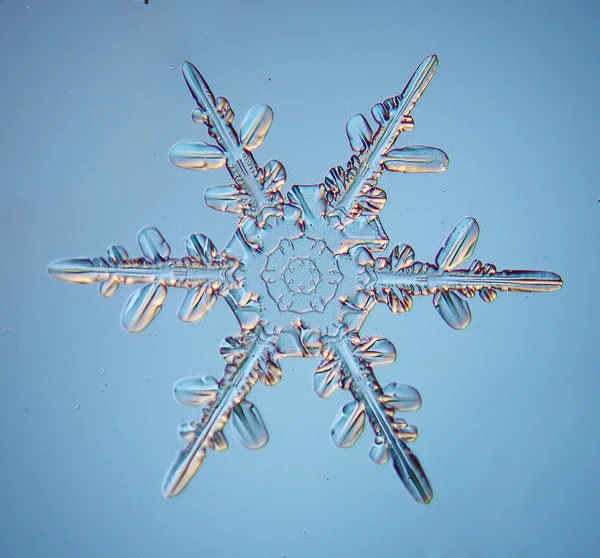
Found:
[1,1,598,556]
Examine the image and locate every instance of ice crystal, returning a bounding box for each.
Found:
[48,55,563,504]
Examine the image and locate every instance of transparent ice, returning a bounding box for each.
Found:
[48,55,563,504]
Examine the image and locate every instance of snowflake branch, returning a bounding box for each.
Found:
[369,217,563,328]
[325,55,447,224]
[318,334,432,504]
[47,227,239,332]
[169,61,286,223]
[163,328,281,497]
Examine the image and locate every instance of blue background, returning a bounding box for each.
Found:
[1,0,598,556]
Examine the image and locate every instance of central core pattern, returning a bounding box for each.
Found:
[282,257,321,294]
[260,236,343,314]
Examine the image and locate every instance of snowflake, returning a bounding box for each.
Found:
[48,55,563,504]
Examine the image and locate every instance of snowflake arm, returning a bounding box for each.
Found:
[325,55,448,224]
[47,227,238,332]
[368,217,563,328]
[318,334,432,504]
[163,327,281,497]
[169,61,286,223]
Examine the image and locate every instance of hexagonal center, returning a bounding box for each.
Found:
[260,236,343,314]
[282,257,321,294]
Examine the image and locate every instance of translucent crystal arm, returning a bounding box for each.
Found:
[169,62,285,221]
[369,217,563,329]
[47,256,230,288]
[327,55,442,221]
[323,336,432,504]
[163,329,281,497]
[47,227,239,332]
[376,267,562,293]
